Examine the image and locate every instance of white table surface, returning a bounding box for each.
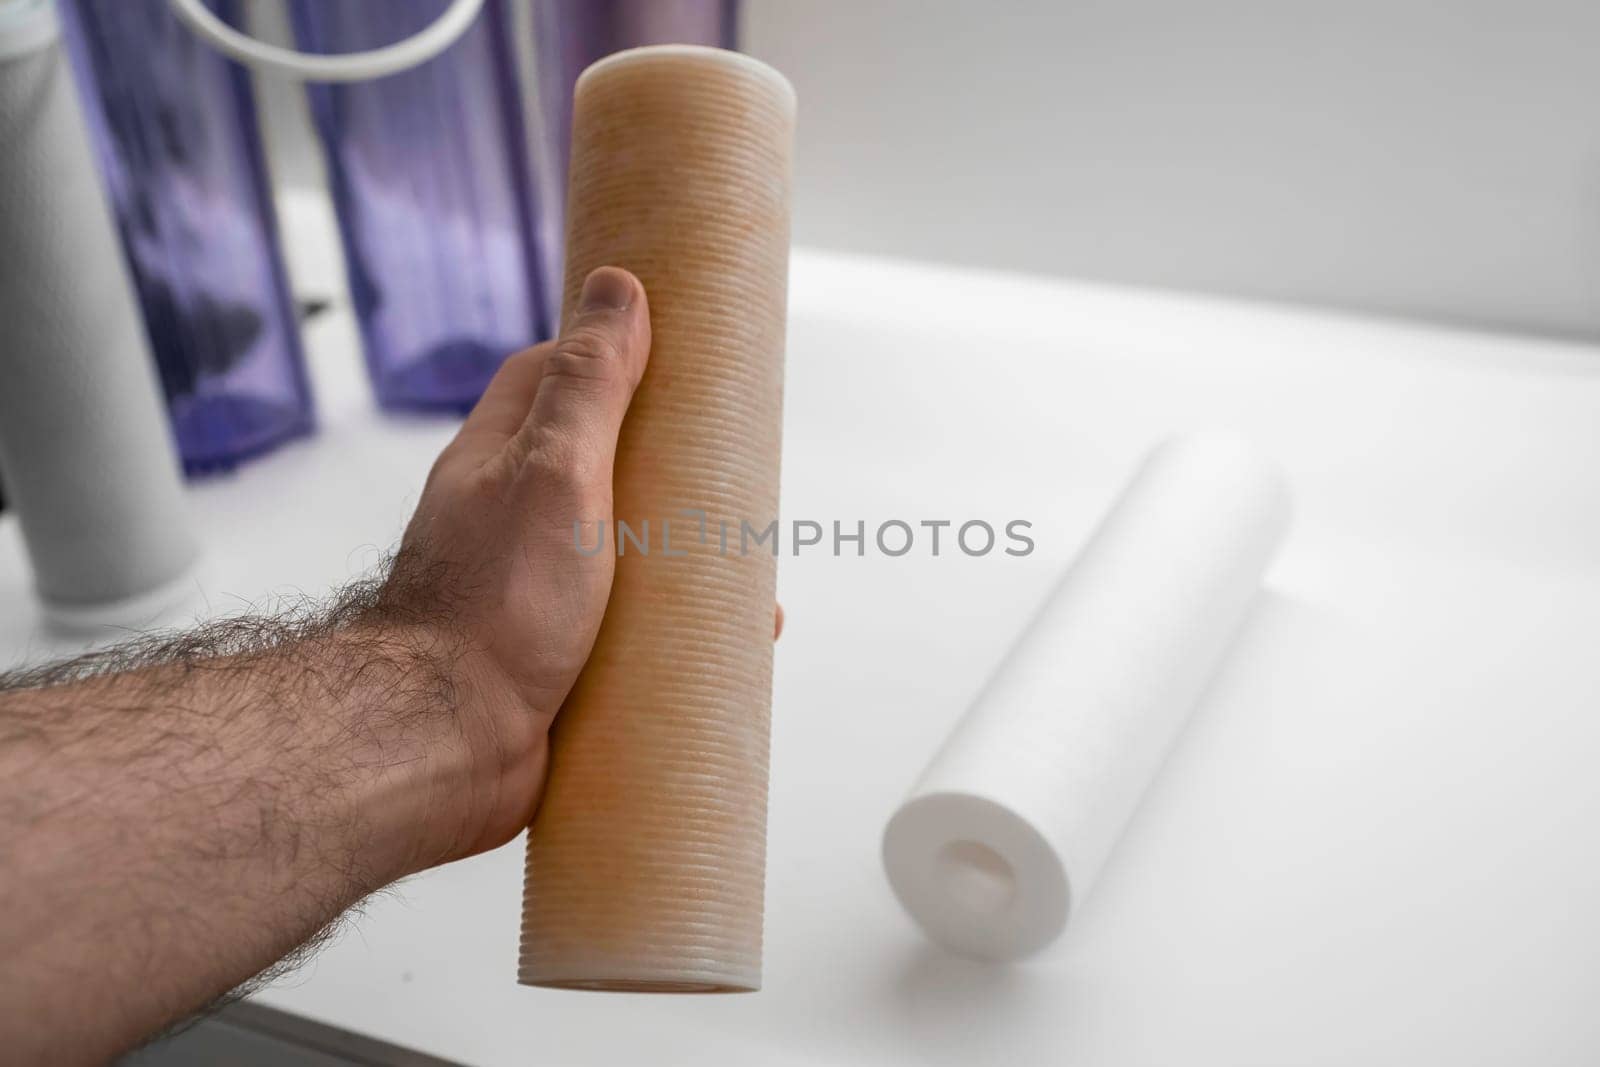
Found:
[3,247,1599,1066]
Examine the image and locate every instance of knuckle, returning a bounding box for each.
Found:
[545,325,626,384]
[496,344,548,382]
[428,442,509,503]
[521,422,600,496]
[464,462,512,505]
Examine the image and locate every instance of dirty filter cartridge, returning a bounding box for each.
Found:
[518,45,794,993]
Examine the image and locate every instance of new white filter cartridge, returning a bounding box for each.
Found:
[883,434,1291,960]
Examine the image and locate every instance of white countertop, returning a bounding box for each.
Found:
[3,248,1599,1065]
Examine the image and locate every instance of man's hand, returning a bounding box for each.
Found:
[0,266,748,1063]
[0,267,786,1062]
[381,265,653,869]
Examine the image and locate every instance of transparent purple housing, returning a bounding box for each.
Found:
[290,0,736,413]
[59,0,314,475]
[290,0,550,413]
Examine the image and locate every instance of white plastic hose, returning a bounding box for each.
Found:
[166,0,487,82]
[0,0,57,61]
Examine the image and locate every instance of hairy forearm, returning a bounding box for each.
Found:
[0,582,481,1064]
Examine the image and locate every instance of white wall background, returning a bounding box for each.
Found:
[743,0,1600,339]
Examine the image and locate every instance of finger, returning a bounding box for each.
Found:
[454,341,554,452]
[774,603,784,641]
[424,344,555,491]
[511,268,650,506]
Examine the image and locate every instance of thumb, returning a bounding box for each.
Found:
[512,267,651,514]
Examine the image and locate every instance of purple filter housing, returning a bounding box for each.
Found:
[291,0,549,412]
[59,0,313,474]
[290,0,736,413]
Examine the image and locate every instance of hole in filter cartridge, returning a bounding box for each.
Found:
[935,839,1017,916]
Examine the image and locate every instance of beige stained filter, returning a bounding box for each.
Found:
[518,45,794,993]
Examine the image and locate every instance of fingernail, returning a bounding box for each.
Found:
[578,267,634,313]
